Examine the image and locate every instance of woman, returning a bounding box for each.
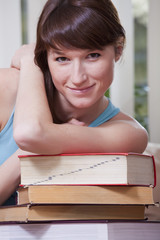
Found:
[13,0,148,153]
[1,0,148,205]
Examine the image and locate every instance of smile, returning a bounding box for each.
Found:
[68,84,95,94]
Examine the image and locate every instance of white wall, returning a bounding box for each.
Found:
[111,0,134,116]
[0,0,21,68]
[148,0,160,144]
[27,0,47,43]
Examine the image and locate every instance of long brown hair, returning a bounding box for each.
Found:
[34,0,125,122]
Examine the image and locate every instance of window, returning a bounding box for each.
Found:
[133,0,149,130]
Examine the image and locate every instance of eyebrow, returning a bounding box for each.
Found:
[49,48,103,56]
[48,47,64,55]
[52,50,64,55]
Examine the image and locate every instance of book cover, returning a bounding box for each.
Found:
[17,185,154,205]
[0,204,145,222]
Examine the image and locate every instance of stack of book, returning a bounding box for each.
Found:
[0,152,157,222]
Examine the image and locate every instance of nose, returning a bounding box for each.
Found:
[71,60,88,85]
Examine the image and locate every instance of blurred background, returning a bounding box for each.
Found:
[0,0,159,144]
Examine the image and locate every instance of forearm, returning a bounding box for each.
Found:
[13,116,148,155]
[0,149,21,205]
[0,148,35,205]
[13,58,53,149]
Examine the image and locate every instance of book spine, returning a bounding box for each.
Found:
[152,155,156,187]
[18,152,129,158]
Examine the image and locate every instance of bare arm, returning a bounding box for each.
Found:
[0,150,20,205]
[0,68,19,131]
[13,45,148,154]
[0,149,33,205]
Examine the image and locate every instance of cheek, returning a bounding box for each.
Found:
[91,61,114,85]
[48,63,65,88]
[51,72,63,90]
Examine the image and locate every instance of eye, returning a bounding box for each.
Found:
[87,53,101,59]
[56,57,70,62]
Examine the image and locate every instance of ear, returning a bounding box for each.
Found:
[115,37,125,62]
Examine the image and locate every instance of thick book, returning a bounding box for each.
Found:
[0,221,160,240]
[0,204,145,222]
[17,185,154,205]
[18,153,156,186]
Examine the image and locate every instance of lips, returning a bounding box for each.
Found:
[68,84,95,94]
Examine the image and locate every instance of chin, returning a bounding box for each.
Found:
[70,100,94,109]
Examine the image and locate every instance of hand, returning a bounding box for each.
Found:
[66,118,86,126]
[11,43,35,70]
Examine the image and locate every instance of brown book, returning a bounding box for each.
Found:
[17,185,154,205]
[0,204,145,222]
[18,153,156,186]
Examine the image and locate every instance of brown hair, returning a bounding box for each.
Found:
[34,0,125,122]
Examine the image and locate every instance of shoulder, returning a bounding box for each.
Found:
[0,67,19,87]
[0,68,19,100]
[0,68,19,130]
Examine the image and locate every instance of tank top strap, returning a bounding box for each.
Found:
[89,99,120,127]
[0,107,15,137]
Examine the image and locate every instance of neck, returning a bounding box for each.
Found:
[53,92,108,125]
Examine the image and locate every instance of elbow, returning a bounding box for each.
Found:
[130,127,149,154]
[117,125,149,154]
[13,121,43,152]
[139,128,149,153]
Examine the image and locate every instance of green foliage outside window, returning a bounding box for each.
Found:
[133,0,148,131]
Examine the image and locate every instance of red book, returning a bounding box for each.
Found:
[18,152,156,187]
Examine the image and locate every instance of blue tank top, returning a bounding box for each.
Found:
[0,108,18,166]
[89,99,120,127]
[0,108,18,206]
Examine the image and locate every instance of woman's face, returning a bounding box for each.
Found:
[47,45,119,109]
